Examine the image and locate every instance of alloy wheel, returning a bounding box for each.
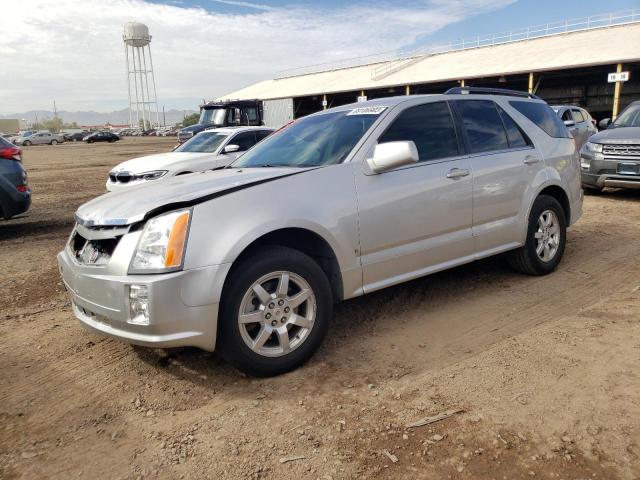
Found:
[238,271,316,357]
[534,209,561,262]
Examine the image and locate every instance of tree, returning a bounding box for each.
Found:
[182,113,200,127]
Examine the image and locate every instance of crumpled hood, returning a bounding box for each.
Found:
[76,167,308,227]
[590,126,640,144]
[110,152,220,174]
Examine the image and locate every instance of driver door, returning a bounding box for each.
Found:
[354,100,474,293]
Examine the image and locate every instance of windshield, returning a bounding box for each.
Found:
[199,108,227,126]
[612,104,640,128]
[232,111,378,168]
[175,131,229,153]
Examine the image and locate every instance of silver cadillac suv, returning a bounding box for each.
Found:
[58,88,583,376]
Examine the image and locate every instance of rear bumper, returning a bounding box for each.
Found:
[57,249,221,351]
[1,187,31,219]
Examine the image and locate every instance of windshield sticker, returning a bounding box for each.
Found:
[347,106,388,116]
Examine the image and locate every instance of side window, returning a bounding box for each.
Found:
[378,101,460,162]
[496,105,531,148]
[509,101,570,138]
[455,100,509,154]
[242,107,258,123]
[572,109,585,123]
[561,110,573,121]
[256,130,272,141]
[231,132,257,151]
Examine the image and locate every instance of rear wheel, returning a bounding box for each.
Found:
[507,195,567,275]
[218,246,332,377]
[23,140,31,146]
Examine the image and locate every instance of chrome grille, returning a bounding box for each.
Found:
[603,144,640,158]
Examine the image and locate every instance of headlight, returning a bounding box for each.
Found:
[129,209,191,273]
[134,170,167,181]
[583,142,603,154]
[581,157,591,170]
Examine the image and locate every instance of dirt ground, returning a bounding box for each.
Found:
[1,138,639,480]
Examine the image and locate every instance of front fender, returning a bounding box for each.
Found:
[183,164,362,297]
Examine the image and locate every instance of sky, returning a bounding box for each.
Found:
[1,0,638,114]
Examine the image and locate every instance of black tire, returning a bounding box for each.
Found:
[507,195,567,276]
[23,140,31,146]
[50,140,58,145]
[218,246,333,377]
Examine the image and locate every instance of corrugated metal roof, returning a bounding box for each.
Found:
[218,23,640,101]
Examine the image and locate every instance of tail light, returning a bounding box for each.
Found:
[0,146,22,162]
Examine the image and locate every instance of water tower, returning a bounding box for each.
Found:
[123,22,159,129]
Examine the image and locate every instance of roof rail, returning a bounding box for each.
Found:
[445,87,540,99]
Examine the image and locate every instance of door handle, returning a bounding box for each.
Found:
[446,168,470,179]
[523,156,541,165]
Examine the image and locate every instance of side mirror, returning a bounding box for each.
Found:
[598,118,611,129]
[366,141,419,174]
[224,144,240,154]
[564,120,576,128]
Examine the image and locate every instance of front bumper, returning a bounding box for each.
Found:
[580,152,640,190]
[582,171,640,189]
[57,248,223,351]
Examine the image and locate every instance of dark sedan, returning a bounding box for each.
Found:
[0,136,30,219]
[64,132,88,142]
[84,131,120,143]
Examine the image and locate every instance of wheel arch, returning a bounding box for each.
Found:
[224,227,344,303]
[536,184,571,224]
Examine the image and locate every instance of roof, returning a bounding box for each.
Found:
[218,22,640,102]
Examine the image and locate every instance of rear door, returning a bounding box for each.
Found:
[355,100,474,292]
[571,108,588,149]
[453,98,541,255]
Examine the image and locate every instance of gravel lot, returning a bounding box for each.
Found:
[1,138,639,480]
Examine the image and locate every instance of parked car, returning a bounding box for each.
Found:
[0,136,30,219]
[64,132,88,142]
[15,131,64,146]
[58,88,582,376]
[8,130,35,143]
[84,131,119,143]
[551,105,597,151]
[580,100,640,193]
[106,127,274,191]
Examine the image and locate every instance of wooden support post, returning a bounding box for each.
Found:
[528,73,534,94]
[322,94,327,110]
[612,63,623,120]
[460,79,465,87]
[405,85,410,95]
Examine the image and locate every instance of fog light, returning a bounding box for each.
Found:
[129,284,149,325]
[580,157,591,170]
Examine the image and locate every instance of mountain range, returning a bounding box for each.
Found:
[0,108,197,126]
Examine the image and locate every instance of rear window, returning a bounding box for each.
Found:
[509,101,570,138]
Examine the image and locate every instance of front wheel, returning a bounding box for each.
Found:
[50,139,58,145]
[218,246,333,377]
[23,140,31,146]
[507,195,567,275]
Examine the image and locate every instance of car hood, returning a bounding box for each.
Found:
[110,152,223,174]
[590,126,640,144]
[76,167,312,227]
